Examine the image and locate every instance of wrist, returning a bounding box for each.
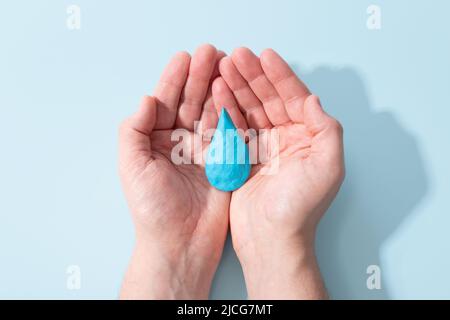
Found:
[238,236,328,299]
[120,237,216,299]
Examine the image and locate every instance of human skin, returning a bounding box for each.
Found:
[119,44,344,300]
[212,48,345,299]
[118,44,230,299]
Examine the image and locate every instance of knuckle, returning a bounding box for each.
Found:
[329,118,344,135]
[212,77,226,92]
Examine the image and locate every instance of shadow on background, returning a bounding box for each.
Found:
[297,66,428,299]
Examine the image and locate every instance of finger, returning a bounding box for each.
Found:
[260,49,311,123]
[231,47,290,126]
[119,96,157,169]
[198,94,218,138]
[176,44,218,130]
[198,51,227,136]
[154,51,191,129]
[304,95,344,165]
[212,50,226,79]
[212,77,248,132]
[219,56,271,130]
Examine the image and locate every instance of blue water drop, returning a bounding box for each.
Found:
[205,108,251,191]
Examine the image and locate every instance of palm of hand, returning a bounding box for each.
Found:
[229,124,307,249]
[129,130,229,252]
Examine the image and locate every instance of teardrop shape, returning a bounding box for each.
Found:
[205,108,251,191]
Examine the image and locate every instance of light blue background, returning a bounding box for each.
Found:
[1,0,449,299]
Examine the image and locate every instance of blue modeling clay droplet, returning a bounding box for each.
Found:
[205,108,251,191]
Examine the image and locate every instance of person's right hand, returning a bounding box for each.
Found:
[212,48,345,299]
[119,44,230,299]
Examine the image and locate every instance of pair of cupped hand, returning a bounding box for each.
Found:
[118,44,345,299]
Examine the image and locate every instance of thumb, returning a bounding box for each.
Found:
[119,95,157,170]
[304,95,344,166]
